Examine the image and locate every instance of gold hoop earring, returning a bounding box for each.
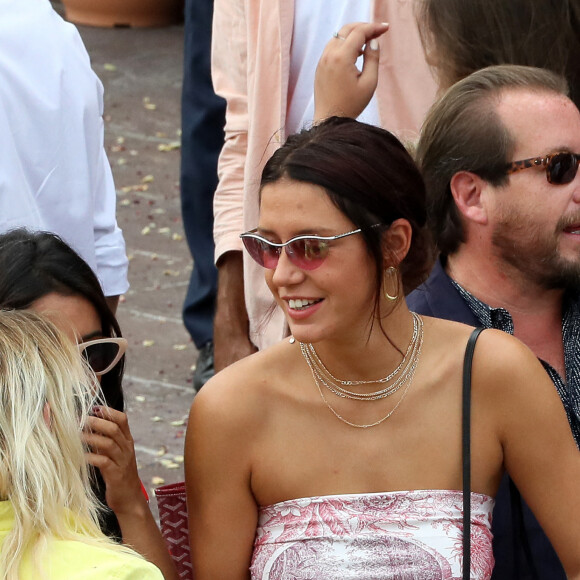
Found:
[383,266,400,301]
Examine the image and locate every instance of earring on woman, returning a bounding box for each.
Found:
[383,266,400,301]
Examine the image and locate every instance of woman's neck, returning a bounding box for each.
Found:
[305,305,416,383]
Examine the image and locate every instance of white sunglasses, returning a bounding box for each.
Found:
[77,337,127,376]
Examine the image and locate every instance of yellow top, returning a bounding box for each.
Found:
[0,501,163,579]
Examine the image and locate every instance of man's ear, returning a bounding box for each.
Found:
[449,171,488,225]
[382,219,413,266]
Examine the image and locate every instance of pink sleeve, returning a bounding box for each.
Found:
[375,0,438,141]
[211,0,248,262]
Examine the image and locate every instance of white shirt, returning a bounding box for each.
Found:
[286,0,380,134]
[0,0,129,296]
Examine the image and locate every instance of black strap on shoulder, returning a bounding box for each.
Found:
[463,327,485,580]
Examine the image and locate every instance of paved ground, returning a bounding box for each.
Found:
[54,4,195,512]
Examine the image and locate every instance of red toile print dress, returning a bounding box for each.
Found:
[251,490,494,579]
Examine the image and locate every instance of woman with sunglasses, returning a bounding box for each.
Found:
[185,117,580,579]
[0,309,164,579]
[0,229,177,580]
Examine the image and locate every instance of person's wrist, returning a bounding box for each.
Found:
[111,492,150,519]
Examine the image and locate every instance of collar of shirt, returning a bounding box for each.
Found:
[450,281,514,335]
[450,278,580,445]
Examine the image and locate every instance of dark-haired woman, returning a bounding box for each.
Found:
[185,118,580,579]
[0,228,177,580]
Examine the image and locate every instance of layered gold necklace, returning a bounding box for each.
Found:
[300,312,424,428]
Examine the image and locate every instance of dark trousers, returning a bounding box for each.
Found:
[180,0,225,349]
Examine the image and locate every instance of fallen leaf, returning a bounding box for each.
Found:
[170,419,185,427]
[156,446,167,456]
[120,199,131,206]
[158,227,171,235]
[117,158,127,166]
[173,344,187,351]
[172,233,183,241]
[151,416,163,422]
[174,455,184,463]
[163,270,180,277]
[135,395,146,402]
[121,183,148,192]
[157,141,181,152]
[104,63,117,72]
[151,476,165,486]
[142,174,155,183]
[142,339,155,347]
[141,226,151,235]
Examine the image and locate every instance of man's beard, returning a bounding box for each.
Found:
[491,211,580,292]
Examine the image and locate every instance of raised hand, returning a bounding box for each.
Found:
[314,22,389,122]
[84,406,143,514]
[84,406,179,580]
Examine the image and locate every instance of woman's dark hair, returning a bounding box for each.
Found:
[260,117,434,307]
[417,0,580,106]
[0,228,124,539]
[0,228,124,410]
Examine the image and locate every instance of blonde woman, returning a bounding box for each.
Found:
[0,310,163,580]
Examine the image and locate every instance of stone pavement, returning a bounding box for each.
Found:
[54,4,196,511]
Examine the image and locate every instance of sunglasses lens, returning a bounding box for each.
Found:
[242,234,330,270]
[287,239,329,270]
[82,342,121,374]
[548,153,579,184]
[242,236,280,268]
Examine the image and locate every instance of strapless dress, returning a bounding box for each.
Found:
[251,490,494,579]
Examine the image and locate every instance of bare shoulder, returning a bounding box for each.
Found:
[468,326,546,383]
[420,315,536,364]
[418,315,482,374]
[418,316,543,386]
[189,340,294,430]
[444,324,556,414]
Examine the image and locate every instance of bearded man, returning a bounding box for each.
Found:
[408,64,580,580]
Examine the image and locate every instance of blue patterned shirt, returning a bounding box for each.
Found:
[452,281,580,446]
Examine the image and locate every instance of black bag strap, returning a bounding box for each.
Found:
[463,327,485,580]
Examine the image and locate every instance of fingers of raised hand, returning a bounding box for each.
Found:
[332,22,389,54]
[83,412,134,464]
[90,406,134,442]
[83,429,125,465]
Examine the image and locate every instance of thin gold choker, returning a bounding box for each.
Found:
[300,313,424,428]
